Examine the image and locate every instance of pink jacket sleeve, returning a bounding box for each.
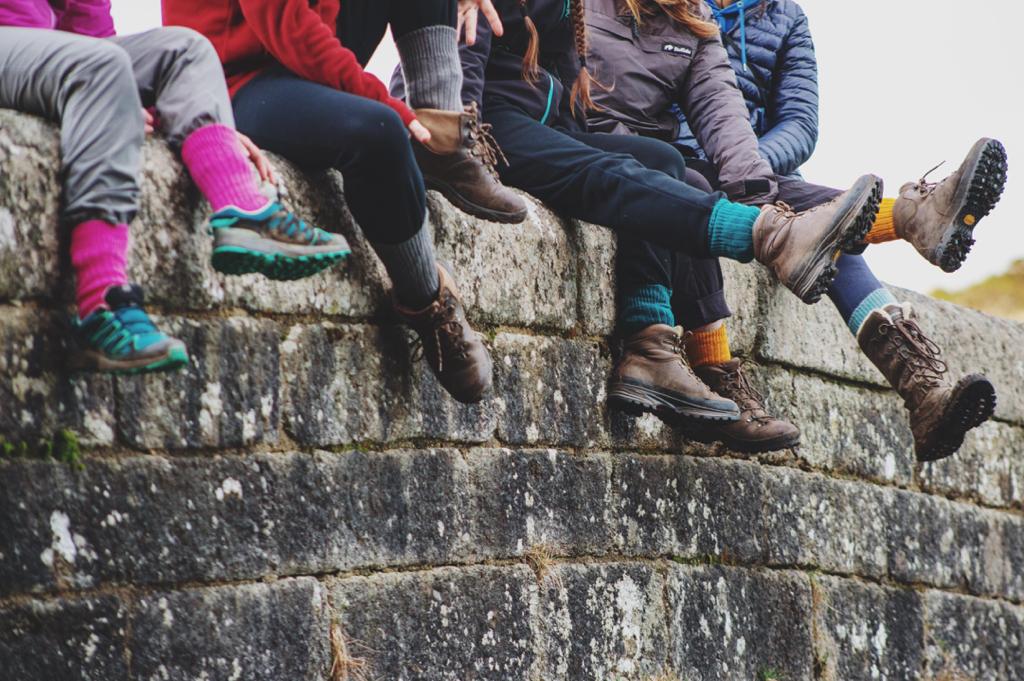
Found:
[52,0,115,37]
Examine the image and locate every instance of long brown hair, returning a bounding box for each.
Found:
[620,0,719,39]
[519,0,598,115]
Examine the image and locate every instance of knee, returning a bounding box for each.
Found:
[635,138,688,180]
[345,106,415,170]
[76,40,134,89]
[155,26,220,64]
[683,167,714,194]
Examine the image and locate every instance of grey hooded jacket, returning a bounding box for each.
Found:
[584,0,777,203]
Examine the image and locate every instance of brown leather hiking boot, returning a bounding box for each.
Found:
[691,359,801,453]
[754,174,883,304]
[414,103,528,225]
[608,324,740,424]
[857,302,996,462]
[892,138,1008,273]
[394,265,493,404]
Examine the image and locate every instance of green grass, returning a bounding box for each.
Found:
[932,258,1024,321]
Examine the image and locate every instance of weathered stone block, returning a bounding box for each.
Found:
[0,306,115,446]
[281,322,495,446]
[666,565,814,681]
[116,316,280,450]
[757,279,880,384]
[0,450,471,595]
[574,222,617,336]
[130,578,330,681]
[884,490,1005,598]
[536,563,668,680]
[466,449,613,558]
[918,419,1024,510]
[612,455,766,564]
[432,193,580,331]
[755,365,914,485]
[0,111,62,302]
[760,467,889,579]
[811,576,924,681]
[331,565,537,680]
[493,333,609,447]
[923,591,1024,680]
[0,594,128,681]
[721,260,771,356]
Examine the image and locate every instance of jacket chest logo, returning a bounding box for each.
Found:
[661,43,693,56]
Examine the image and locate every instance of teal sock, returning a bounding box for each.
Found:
[707,199,761,263]
[619,284,674,335]
[847,287,898,336]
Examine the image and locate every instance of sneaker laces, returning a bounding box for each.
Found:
[877,316,948,391]
[410,291,469,374]
[267,205,319,244]
[718,360,771,420]
[88,306,160,356]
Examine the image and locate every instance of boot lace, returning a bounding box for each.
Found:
[410,291,469,374]
[912,161,947,197]
[718,360,771,420]
[465,110,510,175]
[876,316,948,393]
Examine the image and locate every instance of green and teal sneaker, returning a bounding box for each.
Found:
[209,202,351,281]
[71,284,188,374]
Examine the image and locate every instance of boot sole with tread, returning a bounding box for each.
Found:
[917,374,997,462]
[792,175,883,304]
[213,246,350,281]
[608,379,741,424]
[424,176,528,225]
[933,139,1008,273]
[682,424,802,454]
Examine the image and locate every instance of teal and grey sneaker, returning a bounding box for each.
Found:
[71,284,188,374]
[209,202,351,281]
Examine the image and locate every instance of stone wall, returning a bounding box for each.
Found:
[2,109,1024,680]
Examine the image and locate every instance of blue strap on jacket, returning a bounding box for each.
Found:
[705,0,760,72]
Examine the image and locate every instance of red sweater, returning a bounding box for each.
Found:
[161,0,415,126]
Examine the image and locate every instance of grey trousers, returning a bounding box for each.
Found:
[0,26,234,226]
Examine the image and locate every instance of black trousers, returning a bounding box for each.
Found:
[232,0,456,245]
[484,103,726,255]
[337,0,457,63]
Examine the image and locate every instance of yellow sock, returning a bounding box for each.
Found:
[864,198,898,244]
[686,324,732,368]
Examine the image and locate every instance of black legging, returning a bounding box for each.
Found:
[337,0,457,64]
[231,0,458,245]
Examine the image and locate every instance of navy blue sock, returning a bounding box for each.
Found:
[619,284,675,335]
[827,254,897,336]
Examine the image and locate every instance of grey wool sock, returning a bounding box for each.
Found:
[395,25,463,111]
[372,224,441,310]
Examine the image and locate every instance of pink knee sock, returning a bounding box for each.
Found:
[70,220,129,318]
[181,124,269,213]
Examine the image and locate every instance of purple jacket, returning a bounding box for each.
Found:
[0,0,114,37]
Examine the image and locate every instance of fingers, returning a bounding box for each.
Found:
[409,120,432,145]
[479,0,503,37]
[142,108,155,135]
[464,8,478,46]
[236,131,276,184]
[457,9,465,40]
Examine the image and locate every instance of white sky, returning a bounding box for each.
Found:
[111,0,1023,294]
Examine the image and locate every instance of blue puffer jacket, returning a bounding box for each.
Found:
[676,0,819,176]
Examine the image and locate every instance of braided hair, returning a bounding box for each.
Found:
[568,0,596,114]
[518,0,599,115]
